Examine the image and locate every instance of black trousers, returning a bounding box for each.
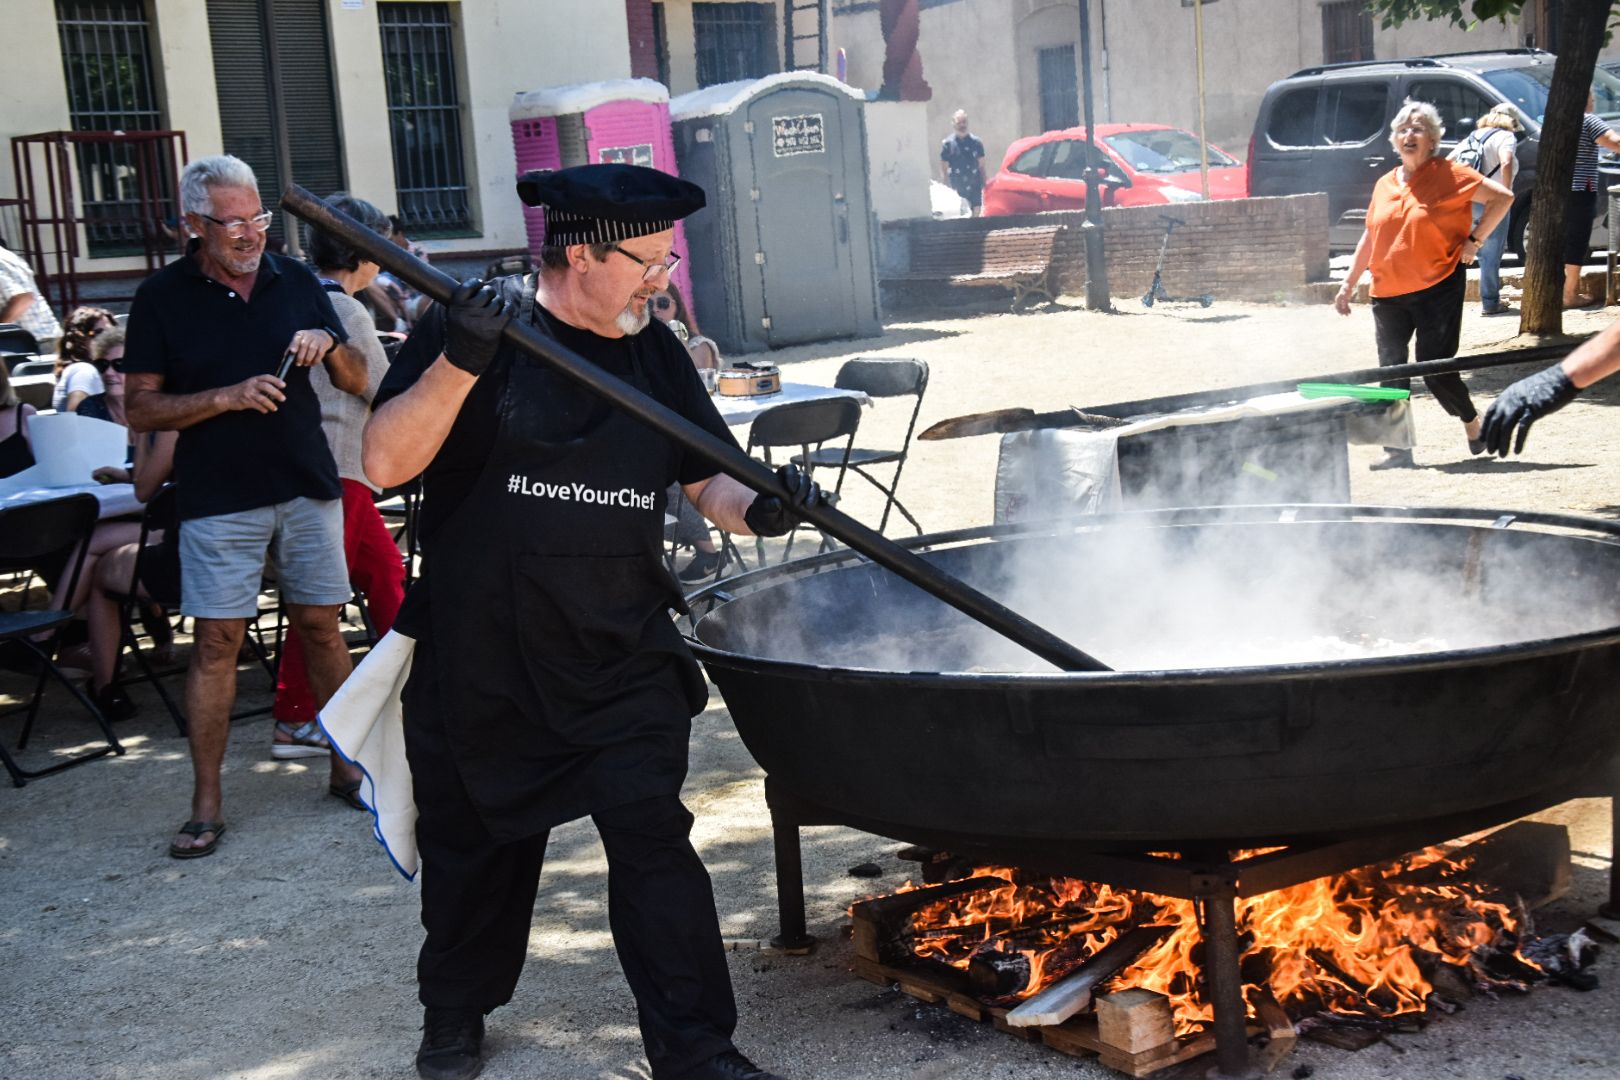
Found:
[1371,263,1477,429]
[403,645,738,1079]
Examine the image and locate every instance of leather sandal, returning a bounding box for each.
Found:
[169,820,226,859]
[328,779,368,812]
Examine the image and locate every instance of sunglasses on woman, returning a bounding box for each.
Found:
[652,296,674,312]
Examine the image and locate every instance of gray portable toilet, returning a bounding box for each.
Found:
[671,73,882,354]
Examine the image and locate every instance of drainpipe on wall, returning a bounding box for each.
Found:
[1099,0,1111,122]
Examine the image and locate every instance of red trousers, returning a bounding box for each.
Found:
[273,479,405,723]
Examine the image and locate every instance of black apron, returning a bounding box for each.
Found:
[421,277,707,842]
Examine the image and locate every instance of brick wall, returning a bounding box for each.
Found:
[883,194,1332,305]
[625,0,658,81]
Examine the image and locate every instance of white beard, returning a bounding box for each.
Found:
[617,303,651,335]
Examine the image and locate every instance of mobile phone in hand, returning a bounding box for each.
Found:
[275,350,296,382]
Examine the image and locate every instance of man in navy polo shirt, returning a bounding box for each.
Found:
[124,155,370,859]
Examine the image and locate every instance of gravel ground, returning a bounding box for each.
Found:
[2,295,1618,1079]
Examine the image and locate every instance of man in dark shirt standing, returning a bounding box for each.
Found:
[939,109,987,216]
[124,155,369,859]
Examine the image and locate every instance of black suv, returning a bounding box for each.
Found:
[1249,49,1620,251]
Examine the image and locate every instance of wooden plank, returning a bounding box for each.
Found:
[1254,990,1298,1075]
[1004,925,1174,1027]
[1039,1013,1105,1058]
[1096,989,1176,1055]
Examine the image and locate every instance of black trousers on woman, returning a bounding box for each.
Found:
[402,637,739,1079]
[1371,262,1477,429]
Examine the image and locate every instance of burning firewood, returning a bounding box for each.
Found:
[1003,925,1174,1027]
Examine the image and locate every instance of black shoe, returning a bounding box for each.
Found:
[92,683,138,721]
[1368,449,1415,471]
[416,1008,484,1080]
[679,1050,787,1080]
[677,548,727,584]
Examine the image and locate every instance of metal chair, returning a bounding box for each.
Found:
[111,484,278,735]
[109,484,187,734]
[742,396,862,566]
[0,493,124,785]
[797,358,929,535]
[0,323,40,359]
[375,477,421,590]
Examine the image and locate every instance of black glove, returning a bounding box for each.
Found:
[442,277,510,376]
[744,464,827,537]
[1479,364,1578,457]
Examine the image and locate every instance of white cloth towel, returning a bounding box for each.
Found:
[318,630,420,880]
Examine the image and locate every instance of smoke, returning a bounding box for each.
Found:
[700,514,1620,675]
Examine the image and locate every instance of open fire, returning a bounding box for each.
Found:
[867,834,1592,1043]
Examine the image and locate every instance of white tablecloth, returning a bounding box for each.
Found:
[713,381,871,428]
[0,482,140,519]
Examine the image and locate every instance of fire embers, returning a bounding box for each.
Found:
[886,843,1598,1038]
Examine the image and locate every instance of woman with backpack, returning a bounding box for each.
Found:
[1447,103,1521,317]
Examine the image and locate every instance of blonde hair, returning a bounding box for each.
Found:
[1388,100,1444,156]
[1477,103,1522,132]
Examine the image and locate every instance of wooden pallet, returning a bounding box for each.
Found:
[848,880,1297,1078]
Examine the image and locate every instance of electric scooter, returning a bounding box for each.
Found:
[1141,215,1214,308]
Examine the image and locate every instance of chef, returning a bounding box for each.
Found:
[362,164,815,1080]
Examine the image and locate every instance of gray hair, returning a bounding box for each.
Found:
[1389,100,1444,156]
[179,155,259,217]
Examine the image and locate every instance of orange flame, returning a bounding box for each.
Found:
[890,848,1534,1034]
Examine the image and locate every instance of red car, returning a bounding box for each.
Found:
[981,123,1248,216]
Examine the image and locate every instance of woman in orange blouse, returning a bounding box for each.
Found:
[1335,100,1514,469]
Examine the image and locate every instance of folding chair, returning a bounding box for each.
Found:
[0,323,40,360]
[110,483,187,734]
[798,358,930,535]
[740,396,861,567]
[0,493,124,785]
[375,478,421,590]
[113,485,279,735]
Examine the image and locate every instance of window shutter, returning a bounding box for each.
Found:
[272,0,346,200]
[206,0,283,236]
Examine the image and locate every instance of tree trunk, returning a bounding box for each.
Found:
[1519,0,1608,335]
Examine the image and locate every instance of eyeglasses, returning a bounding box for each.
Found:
[199,210,274,238]
[609,245,681,282]
[652,296,674,311]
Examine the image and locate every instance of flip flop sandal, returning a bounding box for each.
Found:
[271,720,332,759]
[328,779,368,812]
[169,820,226,859]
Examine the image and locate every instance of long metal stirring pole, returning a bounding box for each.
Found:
[281,185,1112,673]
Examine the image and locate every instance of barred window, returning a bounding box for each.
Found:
[56,0,164,255]
[379,2,472,235]
[693,2,777,89]
[1322,0,1375,66]
[1038,45,1079,134]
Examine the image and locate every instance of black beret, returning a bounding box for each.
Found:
[516,164,706,246]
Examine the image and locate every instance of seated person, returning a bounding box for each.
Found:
[0,362,36,478]
[76,326,130,430]
[81,429,179,719]
[52,306,116,412]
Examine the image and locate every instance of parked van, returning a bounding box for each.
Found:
[1249,49,1620,251]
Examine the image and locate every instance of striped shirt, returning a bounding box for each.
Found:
[0,245,62,348]
[1574,114,1616,192]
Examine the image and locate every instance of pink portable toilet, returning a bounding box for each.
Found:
[509,78,695,312]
